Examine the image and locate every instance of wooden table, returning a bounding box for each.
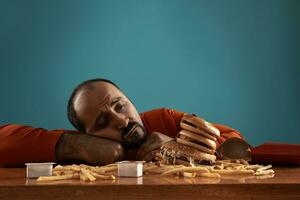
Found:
[0,167,300,200]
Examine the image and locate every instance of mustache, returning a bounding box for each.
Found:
[121,121,144,136]
[121,121,147,150]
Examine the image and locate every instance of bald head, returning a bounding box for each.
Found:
[67,78,121,132]
[67,78,147,149]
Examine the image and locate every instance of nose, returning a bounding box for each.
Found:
[110,111,129,129]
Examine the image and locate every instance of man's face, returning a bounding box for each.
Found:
[73,81,147,149]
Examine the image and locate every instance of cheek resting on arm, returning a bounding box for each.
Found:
[55,132,125,166]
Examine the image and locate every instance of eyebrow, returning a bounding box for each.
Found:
[90,97,124,131]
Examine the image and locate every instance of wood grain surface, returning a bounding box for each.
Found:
[0,167,300,200]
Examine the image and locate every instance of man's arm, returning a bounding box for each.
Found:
[0,124,124,167]
[138,108,244,161]
[0,124,63,166]
[56,132,125,165]
[163,109,244,145]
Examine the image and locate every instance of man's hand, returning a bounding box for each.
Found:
[136,132,174,161]
[55,132,125,166]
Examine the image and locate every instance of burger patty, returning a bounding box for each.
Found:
[179,135,212,149]
[161,146,213,166]
[182,119,197,128]
[164,154,213,166]
[160,140,216,166]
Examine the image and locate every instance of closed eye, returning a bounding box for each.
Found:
[115,102,126,113]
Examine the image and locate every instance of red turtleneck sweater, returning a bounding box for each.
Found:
[0,108,243,166]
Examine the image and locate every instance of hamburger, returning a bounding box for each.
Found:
[160,114,220,166]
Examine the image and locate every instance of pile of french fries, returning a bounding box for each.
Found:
[144,159,275,179]
[37,163,117,182]
[37,159,274,182]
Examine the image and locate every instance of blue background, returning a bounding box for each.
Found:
[0,0,299,146]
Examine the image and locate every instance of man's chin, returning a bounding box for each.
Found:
[122,125,147,150]
[123,138,145,150]
[122,134,147,150]
[123,143,141,150]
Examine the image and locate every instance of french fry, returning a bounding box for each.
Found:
[80,174,88,182]
[256,164,272,172]
[90,171,116,180]
[61,170,76,175]
[255,169,274,176]
[197,172,221,178]
[211,169,255,175]
[102,163,117,168]
[196,164,214,171]
[91,165,117,173]
[146,165,182,174]
[182,172,196,178]
[53,165,63,170]
[103,166,118,172]
[80,169,96,182]
[245,164,261,171]
[37,174,74,181]
[161,166,209,176]
[52,171,62,176]
[53,165,80,172]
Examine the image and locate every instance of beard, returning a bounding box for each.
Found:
[121,121,147,150]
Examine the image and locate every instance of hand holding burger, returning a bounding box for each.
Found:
[160,114,220,166]
[136,131,174,161]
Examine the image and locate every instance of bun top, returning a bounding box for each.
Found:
[181,114,220,137]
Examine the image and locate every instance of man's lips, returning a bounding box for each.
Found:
[123,124,138,139]
[121,122,147,150]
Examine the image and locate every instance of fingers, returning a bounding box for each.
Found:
[136,135,159,159]
[140,149,160,162]
[136,132,173,160]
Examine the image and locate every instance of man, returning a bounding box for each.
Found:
[0,78,243,167]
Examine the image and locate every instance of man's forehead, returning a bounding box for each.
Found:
[75,82,123,106]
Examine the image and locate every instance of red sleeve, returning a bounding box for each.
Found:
[213,123,244,147]
[0,124,69,167]
[140,108,185,138]
[130,108,244,160]
[140,108,244,147]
